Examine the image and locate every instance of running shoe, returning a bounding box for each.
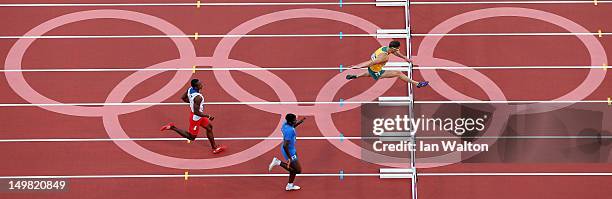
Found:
[212,145,226,154]
[268,157,281,172]
[160,122,175,131]
[416,81,429,88]
[285,184,301,191]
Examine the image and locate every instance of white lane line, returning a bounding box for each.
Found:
[0,100,607,107]
[420,136,612,139]
[0,32,610,39]
[0,1,610,7]
[0,137,364,143]
[0,34,375,39]
[419,173,612,176]
[413,66,610,69]
[1,172,609,179]
[1,135,610,143]
[0,101,409,107]
[0,2,377,7]
[411,32,612,36]
[415,100,609,104]
[0,67,407,72]
[0,173,380,179]
[0,65,609,73]
[411,0,612,5]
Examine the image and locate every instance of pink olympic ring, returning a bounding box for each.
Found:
[211,8,397,115]
[210,8,418,167]
[417,7,607,115]
[5,7,607,170]
[4,8,403,169]
[4,9,196,117]
[103,57,292,169]
[410,7,607,168]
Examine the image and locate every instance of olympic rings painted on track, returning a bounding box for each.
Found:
[412,7,607,167]
[416,7,607,115]
[4,7,607,169]
[4,9,399,169]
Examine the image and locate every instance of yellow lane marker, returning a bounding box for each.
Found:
[598,29,603,38]
[196,0,201,8]
[194,32,199,40]
[185,171,189,180]
[594,0,598,5]
[187,139,192,143]
[604,63,608,71]
[608,97,611,106]
[192,66,197,74]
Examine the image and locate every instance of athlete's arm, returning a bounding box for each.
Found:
[293,117,306,128]
[283,140,292,164]
[181,91,189,103]
[392,51,412,62]
[351,54,388,69]
[193,95,214,120]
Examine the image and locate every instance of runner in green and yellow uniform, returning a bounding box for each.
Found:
[346,40,429,88]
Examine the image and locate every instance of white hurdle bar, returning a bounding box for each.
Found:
[377,29,409,38]
[380,168,414,179]
[378,96,412,106]
[376,0,406,6]
[385,61,412,67]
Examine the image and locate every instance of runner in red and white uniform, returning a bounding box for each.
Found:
[160,79,225,154]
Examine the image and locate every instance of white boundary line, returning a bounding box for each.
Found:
[413,66,609,69]
[0,65,607,73]
[414,100,609,103]
[1,172,610,179]
[418,173,612,176]
[0,32,610,39]
[0,101,399,107]
[0,1,610,7]
[2,135,610,143]
[0,67,406,72]
[0,2,378,7]
[411,0,612,5]
[0,137,362,143]
[0,173,380,179]
[0,100,606,107]
[411,33,612,36]
[0,34,375,39]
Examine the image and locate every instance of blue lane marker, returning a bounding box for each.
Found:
[340,133,344,142]
[339,0,343,7]
[339,98,344,107]
[339,170,344,180]
[340,64,343,72]
[339,31,343,40]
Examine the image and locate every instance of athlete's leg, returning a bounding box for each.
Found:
[346,72,370,80]
[203,124,218,149]
[380,70,419,85]
[280,159,302,183]
[357,72,370,78]
[169,126,196,141]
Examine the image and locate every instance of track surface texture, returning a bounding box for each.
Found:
[1,0,612,199]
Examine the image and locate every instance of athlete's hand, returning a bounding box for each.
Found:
[208,115,215,121]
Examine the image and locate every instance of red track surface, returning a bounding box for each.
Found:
[1,0,612,198]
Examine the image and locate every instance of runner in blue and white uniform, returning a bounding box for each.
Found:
[268,113,305,191]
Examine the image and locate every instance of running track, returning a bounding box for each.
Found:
[1,0,612,198]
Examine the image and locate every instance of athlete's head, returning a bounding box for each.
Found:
[285,113,297,125]
[191,79,203,90]
[388,40,401,53]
